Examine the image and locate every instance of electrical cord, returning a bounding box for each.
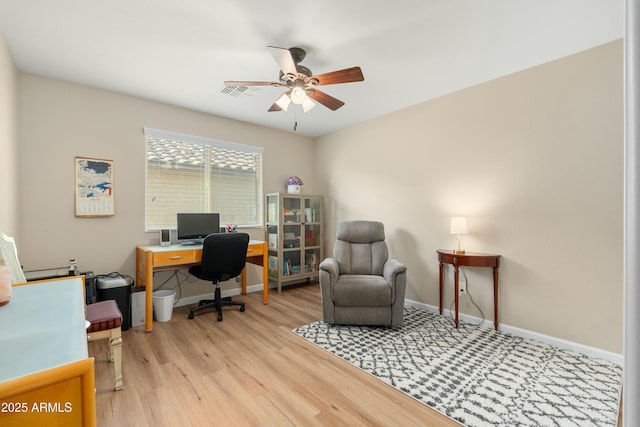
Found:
[170,269,183,305]
[152,265,236,307]
[152,269,187,306]
[448,266,485,327]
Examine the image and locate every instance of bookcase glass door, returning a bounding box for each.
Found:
[265,193,324,293]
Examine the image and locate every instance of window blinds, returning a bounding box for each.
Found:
[144,128,263,230]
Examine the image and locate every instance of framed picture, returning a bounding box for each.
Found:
[74,156,115,217]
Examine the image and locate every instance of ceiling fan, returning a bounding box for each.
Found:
[224,46,364,113]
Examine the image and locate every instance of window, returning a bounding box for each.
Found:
[144,128,263,230]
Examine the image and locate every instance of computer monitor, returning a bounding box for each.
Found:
[176,213,220,245]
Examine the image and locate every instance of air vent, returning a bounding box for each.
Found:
[220,86,261,97]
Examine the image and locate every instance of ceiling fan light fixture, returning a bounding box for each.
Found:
[226,46,364,113]
[275,92,291,111]
[290,85,307,105]
[302,97,316,113]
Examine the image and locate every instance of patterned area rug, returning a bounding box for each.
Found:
[293,307,622,427]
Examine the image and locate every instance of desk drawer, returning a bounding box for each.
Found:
[154,250,199,266]
[247,242,265,256]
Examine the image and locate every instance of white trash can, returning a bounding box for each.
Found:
[152,290,176,322]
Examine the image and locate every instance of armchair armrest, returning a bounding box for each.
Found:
[319,257,339,278]
[384,259,407,324]
[383,258,406,284]
[319,258,340,324]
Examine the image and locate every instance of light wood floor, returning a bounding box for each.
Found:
[90,283,456,426]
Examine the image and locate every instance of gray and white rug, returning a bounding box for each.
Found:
[293,307,622,427]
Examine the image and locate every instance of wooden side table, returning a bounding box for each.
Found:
[437,250,501,330]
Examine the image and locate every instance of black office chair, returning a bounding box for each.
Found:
[188,232,250,321]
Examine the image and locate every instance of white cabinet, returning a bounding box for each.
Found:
[265,193,324,293]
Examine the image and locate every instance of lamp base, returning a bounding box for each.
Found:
[453,249,466,254]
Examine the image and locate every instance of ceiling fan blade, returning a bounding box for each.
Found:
[308,89,345,111]
[268,103,283,112]
[224,80,282,87]
[267,46,297,76]
[311,66,364,86]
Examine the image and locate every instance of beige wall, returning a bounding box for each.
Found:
[17,74,313,295]
[0,33,18,235]
[12,39,623,352]
[315,40,623,353]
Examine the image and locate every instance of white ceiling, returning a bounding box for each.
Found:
[0,0,624,137]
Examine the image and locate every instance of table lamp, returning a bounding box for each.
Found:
[450,216,468,254]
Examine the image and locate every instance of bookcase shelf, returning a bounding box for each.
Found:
[266,192,324,293]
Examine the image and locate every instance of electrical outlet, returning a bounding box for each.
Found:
[458,281,467,295]
[449,266,467,295]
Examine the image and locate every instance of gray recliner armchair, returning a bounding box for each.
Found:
[319,220,407,327]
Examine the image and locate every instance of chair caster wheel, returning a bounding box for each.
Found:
[240,305,245,312]
[188,312,194,319]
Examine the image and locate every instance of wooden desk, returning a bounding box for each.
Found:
[136,240,268,332]
[437,250,501,330]
[0,277,96,427]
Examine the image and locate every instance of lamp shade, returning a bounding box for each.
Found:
[290,86,307,104]
[275,92,291,111]
[450,217,468,234]
[302,97,316,112]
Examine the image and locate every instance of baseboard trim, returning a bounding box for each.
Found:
[174,284,265,308]
[405,299,623,366]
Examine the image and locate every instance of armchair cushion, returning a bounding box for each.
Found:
[333,275,391,307]
[336,220,385,243]
[334,221,388,275]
